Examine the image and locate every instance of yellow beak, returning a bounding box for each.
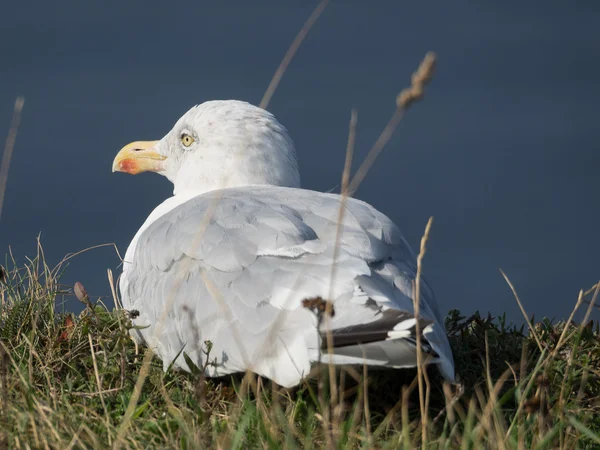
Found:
[112,141,166,175]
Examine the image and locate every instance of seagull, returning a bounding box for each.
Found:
[112,100,455,387]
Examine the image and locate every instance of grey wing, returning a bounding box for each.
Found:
[297,189,455,380]
[122,186,455,387]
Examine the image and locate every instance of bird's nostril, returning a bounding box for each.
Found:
[133,148,143,152]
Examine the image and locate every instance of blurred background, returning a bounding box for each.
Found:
[0,1,598,321]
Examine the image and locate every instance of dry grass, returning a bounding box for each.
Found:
[0,245,598,449]
[259,0,330,110]
[0,97,24,221]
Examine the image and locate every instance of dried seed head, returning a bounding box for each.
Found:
[57,315,75,343]
[413,52,436,85]
[396,51,437,110]
[73,281,88,304]
[302,296,335,317]
[524,396,541,414]
[536,374,550,387]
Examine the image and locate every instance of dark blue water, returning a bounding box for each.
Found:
[1,1,599,321]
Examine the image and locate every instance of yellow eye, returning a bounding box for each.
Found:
[181,134,195,147]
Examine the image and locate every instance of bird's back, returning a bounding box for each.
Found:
[120,186,455,387]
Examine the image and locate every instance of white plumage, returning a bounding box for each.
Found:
[113,100,455,387]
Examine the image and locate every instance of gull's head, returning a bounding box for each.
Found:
[112,100,300,196]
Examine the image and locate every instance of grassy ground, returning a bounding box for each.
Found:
[0,248,599,449]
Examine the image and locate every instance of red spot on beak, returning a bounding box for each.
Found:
[119,159,139,174]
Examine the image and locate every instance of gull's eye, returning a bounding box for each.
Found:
[180,134,195,148]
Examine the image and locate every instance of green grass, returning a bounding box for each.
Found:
[0,247,599,449]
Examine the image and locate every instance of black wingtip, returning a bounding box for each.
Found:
[320,308,436,355]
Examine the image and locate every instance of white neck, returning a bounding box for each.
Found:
[169,142,301,198]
